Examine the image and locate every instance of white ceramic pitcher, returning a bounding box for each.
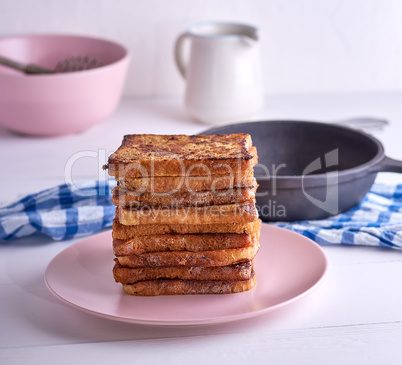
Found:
[175,22,264,125]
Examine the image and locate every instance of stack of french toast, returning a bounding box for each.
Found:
[106,133,261,295]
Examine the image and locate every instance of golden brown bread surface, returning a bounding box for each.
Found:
[118,174,256,193]
[121,272,256,295]
[109,133,261,296]
[116,200,258,226]
[107,134,255,178]
[112,218,262,238]
[116,239,259,268]
[113,223,261,255]
[112,185,258,208]
[113,260,253,283]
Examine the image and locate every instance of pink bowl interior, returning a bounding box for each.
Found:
[0,34,127,75]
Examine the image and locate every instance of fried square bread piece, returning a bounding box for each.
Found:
[112,185,257,208]
[118,173,256,194]
[116,239,259,268]
[112,219,262,239]
[116,200,258,226]
[106,134,256,178]
[113,223,260,256]
[121,272,256,295]
[113,260,253,284]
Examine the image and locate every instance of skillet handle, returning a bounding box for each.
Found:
[371,155,402,173]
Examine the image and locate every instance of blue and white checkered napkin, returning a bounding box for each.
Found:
[0,181,401,248]
[274,183,402,249]
[0,181,116,241]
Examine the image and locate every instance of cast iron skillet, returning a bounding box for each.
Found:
[202,120,402,222]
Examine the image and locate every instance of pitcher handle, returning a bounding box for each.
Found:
[174,33,190,78]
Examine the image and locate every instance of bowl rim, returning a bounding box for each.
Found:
[0,33,130,78]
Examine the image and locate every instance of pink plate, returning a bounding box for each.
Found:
[45,224,328,326]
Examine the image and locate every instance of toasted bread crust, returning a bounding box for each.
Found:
[107,134,255,178]
[118,174,256,193]
[116,239,259,268]
[112,219,262,238]
[121,272,256,295]
[116,200,258,226]
[113,260,253,284]
[113,225,261,255]
[113,185,257,207]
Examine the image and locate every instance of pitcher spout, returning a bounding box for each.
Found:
[240,28,259,46]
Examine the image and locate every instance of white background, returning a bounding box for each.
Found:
[1,0,402,97]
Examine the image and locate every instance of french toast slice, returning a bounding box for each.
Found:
[116,200,258,226]
[112,185,258,208]
[121,272,257,295]
[112,218,262,238]
[106,134,256,178]
[113,260,253,284]
[118,174,256,193]
[113,224,261,255]
[113,230,260,256]
[116,239,259,268]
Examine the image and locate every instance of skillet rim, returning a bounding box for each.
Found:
[201,120,384,188]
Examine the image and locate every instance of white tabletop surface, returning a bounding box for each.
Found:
[1,93,402,364]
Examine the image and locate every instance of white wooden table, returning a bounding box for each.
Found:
[1,94,402,364]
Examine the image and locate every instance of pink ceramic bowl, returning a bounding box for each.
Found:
[0,34,129,136]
